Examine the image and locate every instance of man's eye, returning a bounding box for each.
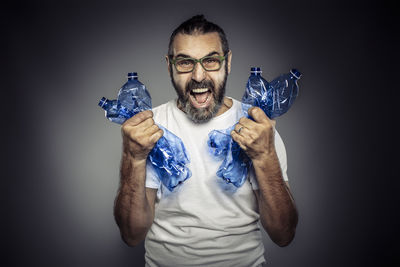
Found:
[203,58,220,65]
[204,58,218,63]
[177,60,193,66]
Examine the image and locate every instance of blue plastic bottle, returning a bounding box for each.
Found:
[243,67,301,118]
[242,67,270,117]
[99,73,191,191]
[208,125,251,187]
[117,72,152,116]
[99,72,152,123]
[268,69,301,118]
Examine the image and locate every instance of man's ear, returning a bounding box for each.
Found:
[166,55,171,76]
[227,50,232,74]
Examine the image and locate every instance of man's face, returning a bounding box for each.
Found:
[168,32,232,123]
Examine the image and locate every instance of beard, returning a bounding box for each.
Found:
[170,65,228,124]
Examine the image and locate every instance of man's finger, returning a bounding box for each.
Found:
[234,123,248,135]
[149,129,164,143]
[248,107,268,123]
[238,116,258,129]
[231,130,247,151]
[144,124,161,136]
[139,117,156,129]
[123,110,153,127]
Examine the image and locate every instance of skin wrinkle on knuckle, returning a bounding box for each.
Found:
[242,137,250,147]
[151,124,159,132]
[136,113,144,122]
[248,132,258,141]
[235,124,241,132]
[244,118,252,125]
[232,133,240,144]
[122,122,133,132]
[230,132,236,141]
[128,130,137,141]
[239,142,247,151]
[151,130,162,143]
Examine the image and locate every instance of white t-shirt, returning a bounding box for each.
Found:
[144,98,288,267]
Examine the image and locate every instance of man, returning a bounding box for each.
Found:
[114,15,298,266]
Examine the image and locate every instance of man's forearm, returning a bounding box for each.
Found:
[114,152,154,246]
[253,153,298,247]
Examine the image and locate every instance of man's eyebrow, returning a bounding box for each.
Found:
[175,53,191,58]
[175,51,222,59]
[205,51,221,57]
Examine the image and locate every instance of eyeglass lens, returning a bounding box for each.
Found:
[176,57,221,72]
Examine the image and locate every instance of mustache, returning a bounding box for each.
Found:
[186,80,215,92]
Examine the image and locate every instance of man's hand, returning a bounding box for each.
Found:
[231,107,277,165]
[121,110,164,162]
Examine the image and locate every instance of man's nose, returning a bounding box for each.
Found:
[191,62,206,82]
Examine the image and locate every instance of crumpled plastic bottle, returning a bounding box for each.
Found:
[243,67,301,118]
[208,67,301,187]
[207,124,251,187]
[99,72,191,191]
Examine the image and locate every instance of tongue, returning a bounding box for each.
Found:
[194,92,209,103]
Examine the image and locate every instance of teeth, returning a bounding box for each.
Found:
[192,88,208,93]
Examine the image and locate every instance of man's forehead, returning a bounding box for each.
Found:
[172,32,223,58]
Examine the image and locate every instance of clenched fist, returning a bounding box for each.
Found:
[231,107,277,165]
[121,110,164,161]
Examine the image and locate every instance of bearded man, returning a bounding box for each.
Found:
[114,15,298,267]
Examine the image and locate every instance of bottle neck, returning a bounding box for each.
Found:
[251,72,261,76]
[250,68,262,76]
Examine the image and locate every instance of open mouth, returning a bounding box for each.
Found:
[189,88,212,108]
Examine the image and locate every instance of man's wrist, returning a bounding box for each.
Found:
[123,151,147,167]
[251,149,279,168]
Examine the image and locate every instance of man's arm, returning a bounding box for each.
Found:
[114,110,163,247]
[231,107,298,247]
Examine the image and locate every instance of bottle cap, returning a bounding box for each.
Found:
[98,97,107,108]
[127,72,138,78]
[251,67,262,74]
[290,69,301,79]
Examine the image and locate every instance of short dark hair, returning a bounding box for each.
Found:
[168,15,230,58]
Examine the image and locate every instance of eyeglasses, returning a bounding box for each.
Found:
[170,54,226,73]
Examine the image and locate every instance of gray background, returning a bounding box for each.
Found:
[4,0,398,266]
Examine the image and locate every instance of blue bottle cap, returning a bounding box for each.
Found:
[251,67,262,74]
[290,69,301,79]
[127,72,138,78]
[98,97,107,107]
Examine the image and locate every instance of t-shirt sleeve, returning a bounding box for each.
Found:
[275,129,289,182]
[145,161,161,189]
[248,129,289,190]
